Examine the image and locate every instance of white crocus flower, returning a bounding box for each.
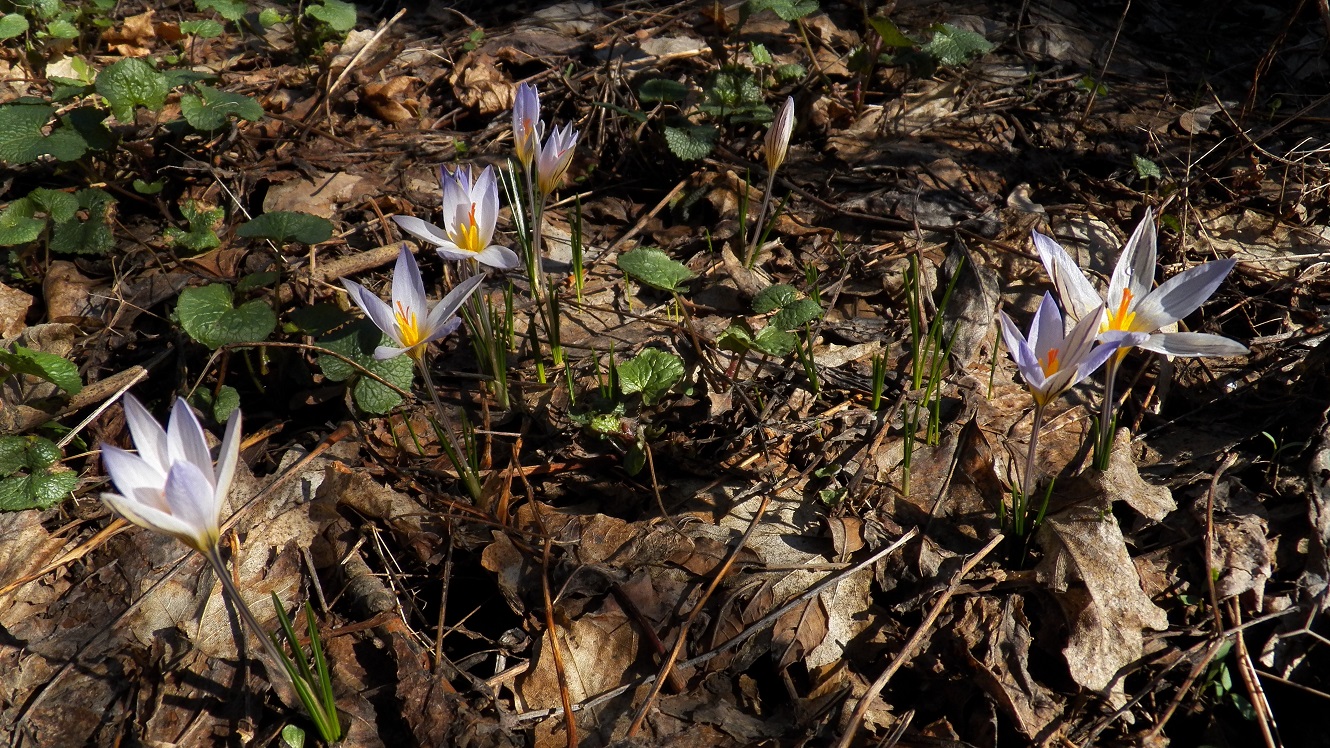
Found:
[999,294,1142,408]
[536,122,578,197]
[100,395,240,553]
[1032,209,1248,358]
[341,244,485,361]
[393,165,521,271]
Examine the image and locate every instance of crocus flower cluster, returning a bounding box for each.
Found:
[513,82,580,198]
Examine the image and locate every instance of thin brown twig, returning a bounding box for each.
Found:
[1229,598,1282,748]
[834,534,1003,748]
[541,536,577,748]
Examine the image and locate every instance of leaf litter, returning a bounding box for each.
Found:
[0,0,1328,745]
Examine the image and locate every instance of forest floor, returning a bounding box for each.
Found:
[2,0,1330,746]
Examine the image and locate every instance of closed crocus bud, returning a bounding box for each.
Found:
[536,122,579,196]
[100,395,241,554]
[765,96,795,173]
[512,82,543,170]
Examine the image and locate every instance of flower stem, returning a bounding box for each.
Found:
[1020,403,1047,531]
[1096,355,1123,470]
[415,357,483,501]
[204,547,290,673]
[746,170,777,268]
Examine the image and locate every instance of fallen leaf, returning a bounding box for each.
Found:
[0,283,33,338]
[262,171,371,218]
[363,77,419,124]
[955,595,1063,738]
[101,10,157,56]
[449,53,512,115]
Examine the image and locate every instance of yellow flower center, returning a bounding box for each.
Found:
[396,301,424,352]
[1102,289,1137,332]
[1042,347,1061,375]
[449,203,484,254]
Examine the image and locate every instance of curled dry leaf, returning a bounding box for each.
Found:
[0,282,33,338]
[449,53,513,116]
[954,595,1062,738]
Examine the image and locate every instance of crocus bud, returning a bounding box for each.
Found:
[765,96,795,173]
[513,82,542,170]
[536,122,579,196]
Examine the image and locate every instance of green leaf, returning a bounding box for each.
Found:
[0,346,82,394]
[181,19,224,37]
[745,0,818,22]
[236,211,333,245]
[717,323,755,353]
[193,384,240,422]
[288,304,352,337]
[180,84,264,130]
[44,19,78,38]
[0,469,77,510]
[27,188,78,223]
[0,14,30,40]
[316,320,414,414]
[60,106,114,151]
[50,188,115,255]
[771,298,822,330]
[177,284,278,349]
[133,178,165,194]
[753,326,797,356]
[235,270,279,293]
[1134,154,1162,180]
[702,67,762,114]
[752,283,799,313]
[0,199,44,246]
[617,348,684,405]
[197,0,247,21]
[617,247,696,292]
[868,16,916,48]
[165,200,224,253]
[774,63,806,81]
[923,23,993,67]
[305,0,356,32]
[0,437,27,476]
[258,8,287,27]
[0,103,88,164]
[96,58,170,122]
[663,122,716,161]
[638,79,689,103]
[750,42,772,65]
[22,437,61,470]
[281,724,307,748]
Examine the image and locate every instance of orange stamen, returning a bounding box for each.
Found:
[395,301,422,349]
[1044,348,1061,375]
[1103,289,1137,332]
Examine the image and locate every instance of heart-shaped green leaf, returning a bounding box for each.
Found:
[177,283,277,349]
[0,13,29,40]
[197,0,246,21]
[617,348,684,405]
[752,283,799,313]
[770,298,822,330]
[0,104,88,164]
[0,346,82,394]
[617,247,696,293]
[180,84,264,130]
[317,320,414,414]
[0,198,44,246]
[305,0,356,31]
[49,188,115,255]
[663,122,716,161]
[96,58,169,123]
[237,210,333,245]
[0,469,77,510]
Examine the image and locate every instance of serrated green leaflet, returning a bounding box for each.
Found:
[0,14,29,40]
[237,211,333,245]
[192,384,240,422]
[165,200,223,253]
[771,298,822,330]
[923,23,993,67]
[181,84,264,130]
[177,284,278,349]
[0,104,88,164]
[50,188,115,255]
[663,123,715,161]
[753,326,797,356]
[617,348,684,405]
[45,19,78,38]
[0,199,44,246]
[745,0,818,21]
[181,19,223,37]
[0,470,77,510]
[617,247,696,292]
[0,346,82,394]
[752,284,799,313]
[305,0,356,32]
[197,0,246,21]
[1134,155,1162,180]
[0,437,27,475]
[316,320,414,414]
[27,188,78,223]
[96,58,169,123]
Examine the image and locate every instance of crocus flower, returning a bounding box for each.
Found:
[536,122,578,196]
[999,293,1142,407]
[100,395,240,553]
[513,82,543,170]
[393,165,521,270]
[1033,210,1248,357]
[341,244,485,361]
[765,96,794,173]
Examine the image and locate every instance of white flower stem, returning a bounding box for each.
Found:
[415,357,483,501]
[746,169,777,268]
[203,546,296,686]
[1096,355,1123,469]
[1020,403,1047,526]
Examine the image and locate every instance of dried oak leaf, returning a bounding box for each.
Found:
[955,595,1062,738]
[101,10,157,56]
[363,77,419,124]
[448,53,512,116]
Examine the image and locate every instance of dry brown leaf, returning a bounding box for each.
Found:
[0,282,33,338]
[263,171,371,218]
[449,53,512,115]
[1035,503,1168,704]
[517,599,642,708]
[955,595,1062,738]
[363,77,419,124]
[101,10,157,56]
[42,262,103,323]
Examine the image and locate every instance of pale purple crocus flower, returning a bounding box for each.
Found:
[765,96,795,173]
[513,82,543,171]
[393,165,521,270]
[100,395,240,553]
[341,244,485,361]
[999,294,1142,408]
[536,122,578,196]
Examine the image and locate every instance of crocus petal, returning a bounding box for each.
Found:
[373,344,409,360]
[121,394,169,473]
[1130,259,1237,332]
[474,166,500,248]
[765,96,795,173]
[101,444,169,513]
[422,317,462,346]
[342,279,400,345]
[1033,231,1104,324]
[1106,210,1157,318]
[436,245,480,264]
[393,216,451,248]
[167,398,214,485]
[513,82,542,167]
[163,461,221,551]
[434,273,486,324]
[999,311,1045,389]
[1029,292,1063,358]
[1137,331,1249,357]
[103,491,206,549]
[441,169,470,228]
[474,245,521,270]
[213,410,241,519]
[1060,303,1107,362]
[392,244,427,325]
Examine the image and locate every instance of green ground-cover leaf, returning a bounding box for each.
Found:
[305,0,356,31]
[752,284,799,314]
[0,346,82,394]
[639,79,688,103]
[96,58,169,122]
[0,14,29,40]
[177,284,277,349]
[165,200,224,253]
[745,0,818,21]
[192,384,240,422]
[663,122,716,161]
[180,84,263,130]
[0,199,44,246]
[0,435,75,511]
[0,104,88,163]
[618,348,684,405]
[197,0,246,21]
[49,188,114,255]
[316,320,414,414]
[181,19,223,37]
[617,247,696,292]
[237,211,333,244]
[771,298,822,330]
[923,23,993,67]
